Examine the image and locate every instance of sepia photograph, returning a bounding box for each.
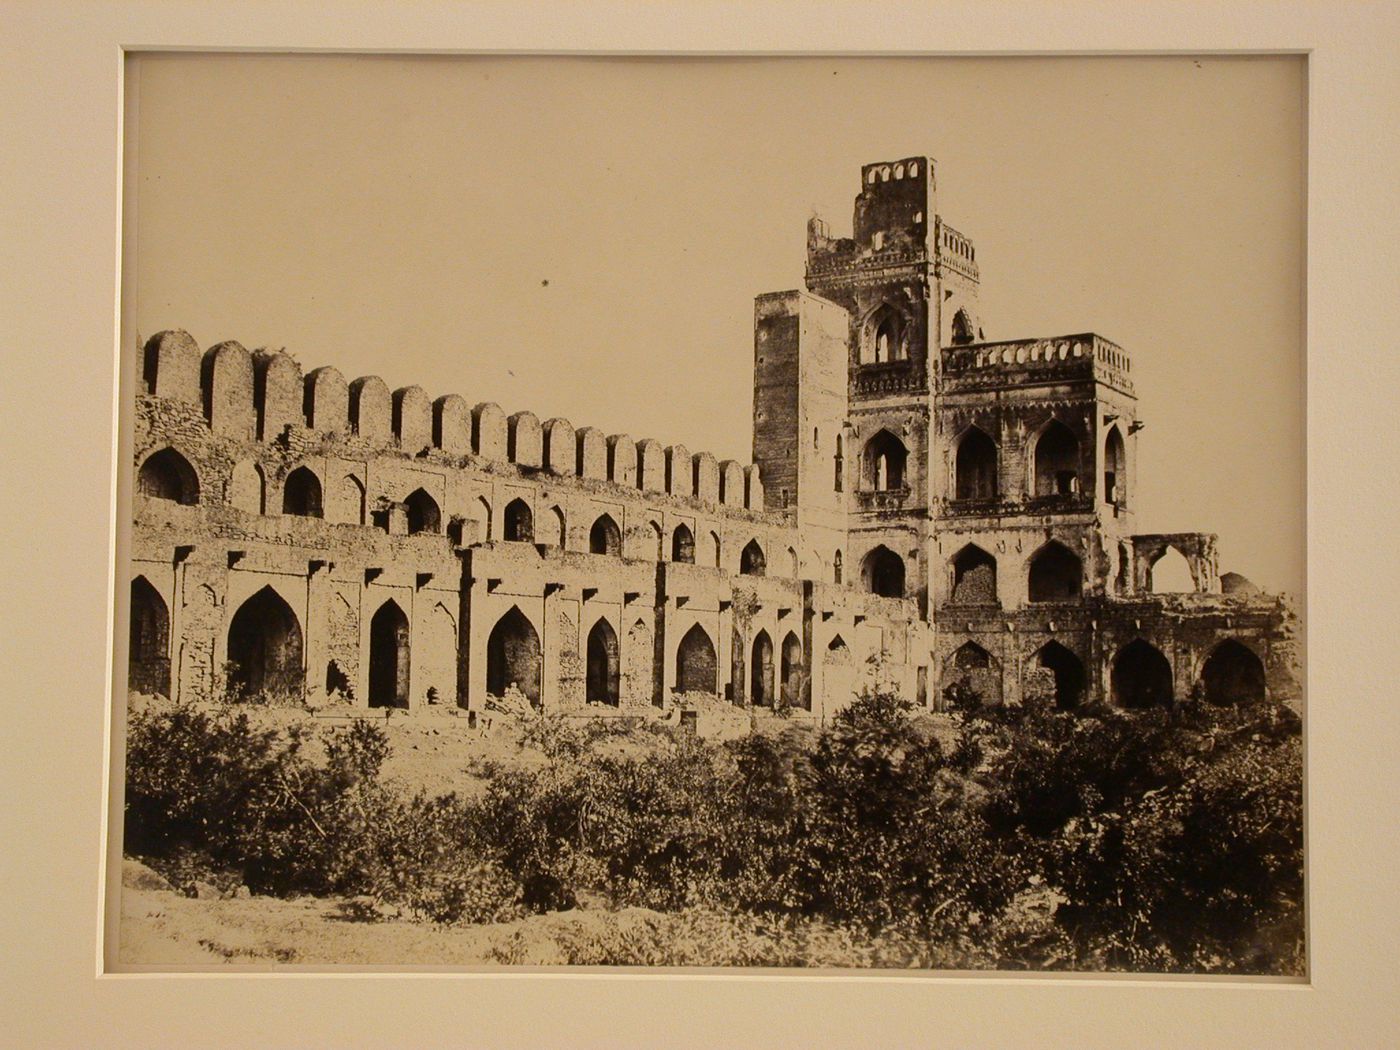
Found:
[110,52,1306,975]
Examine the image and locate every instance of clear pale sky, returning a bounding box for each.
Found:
[124,53,1305,595]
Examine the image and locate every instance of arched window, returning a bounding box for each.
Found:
[137,447,199,505]
[862,545,905,598]
[405,488,441,535]
[863,306,906,364]
[940,640,1003,709]
[368,600,410,709]
[1200,640,1266,705]
[833,549,843,584]
[950,544,998,605]
[589,514,621,556]
[503,499,534,543]
[486,607,541,707]
[1112,640,1174,709]
[834,434,844,492]
[1033,420,1081,497]
[1149,547,1195,593]
[282,466,323,518]
[1104,425,1127,506]
[750,631,774,706]
[671,524,695,564]
[1027,541,1082,602]
[863,430,907,492]
[128,576,169,695]
[1032,642,1085,710]
[950,309,975,346]
[781,632,804,707]
[954,426,997,500]
[226,586,303,700]
[586,619,620,706]
[740,540,766,576]
[676,624,717,695]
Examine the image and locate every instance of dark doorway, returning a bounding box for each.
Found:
[1034,420,1081,496]
[486,606,541,706]
[589,514,621,555]
[954,427,997,500]
[671,524,695,564]
[781,632,803,707]
[282,466,323,517]
[676,624,717,695]
[863,545,905,598]
[864,430,907,491]
[740,540,766,577]
[1028,542,1082,602]
[137,447,199,505]
[586,619,620,706]
[1112,639,1174,709]
[503,499,534,542]
[128,576,170,695]
[226,586,303,699]
[750,631,774,706]
[405,488,441,534]
[369,600,411,709]
[1200,640,1266,705]
[1034,641,1085,709]
[950,544,998,605]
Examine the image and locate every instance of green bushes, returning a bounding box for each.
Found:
[123,691,1303,973]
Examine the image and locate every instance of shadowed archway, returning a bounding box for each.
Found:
[369,600,410,709]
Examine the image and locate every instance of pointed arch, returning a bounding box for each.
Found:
[546,504,567,548]
[1027,541,1082,602]
[826,634,849,654]
[128,576,170,694]
[1200,640,1266,705]
[589,513,621,556]
[950,308,975,346]
[486,606,541,707]
[332,473,366,525]
[404,487,441,535]
[862,302,908,364]
[586,618,620,706]
[750,630,774,706]
[1149,546,1195,593]
[953,425,998,500]
[950,544,998,605]
[503,498,534,543]
[671,523,695,564]
[707,531,722,569]
[229,460,265,515]
[368,600,411,708]
[227,585,303,699]
[862,545,905,598]
[282,466,323,518]
[1112,639,1174,709]
[941,640,1002,708]
[833,549,843,584]
[780,631,804,707]
[676,623,717,695]
[474,495,493,542]
[1032,419,1082,497]
[740,539,766,577]
[1104,424,1127,506]
[137,447,199,505]
[1032,641,1085,710]
[863,429,907,492]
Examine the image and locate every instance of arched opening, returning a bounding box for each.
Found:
[137,447,199,505]
[676,624,717,695]
[1149,546,1196,593]
[368,600,410,709]
[862,545,905,598]
[1104,425,1126,506]
[230,461,265,515]
[833,549,843,584]
[128,576,169,694]
[282,466,322,518]
[950,308,975,346]
[941,640,1002,709]
[586,619,620,706]
[740,540,766,577]
[708,531,722,569]
[671,524,695,564]
[750,631,774,706]
[486,606,541,707]
[781,632,803,707]
[834,434,844,492]
[474,496,493,542]
[1200,640,1266,705]
[1033,642,1085,710]
[503,499,534,543]
[863,430,907,492]
[1028,541,1082,602]
[405,488,441,535]
[545,505,566,547]
[950,544,998,605]
[1112,640,1174,709]
[1033,420,1082,497]
[226,586,303,699]
[334,474,365,525]
[865,306,906,364]
[827,635,849,655]
[954,427,998,500]
[589,514,621,556]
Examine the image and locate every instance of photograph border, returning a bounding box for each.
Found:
[5,2,1397,1046]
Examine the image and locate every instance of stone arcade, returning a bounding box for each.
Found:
[124,156,1297,720]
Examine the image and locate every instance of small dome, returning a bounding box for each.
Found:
[1220,572,1259,596]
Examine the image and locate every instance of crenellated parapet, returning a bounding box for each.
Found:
[137,329,769,515]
